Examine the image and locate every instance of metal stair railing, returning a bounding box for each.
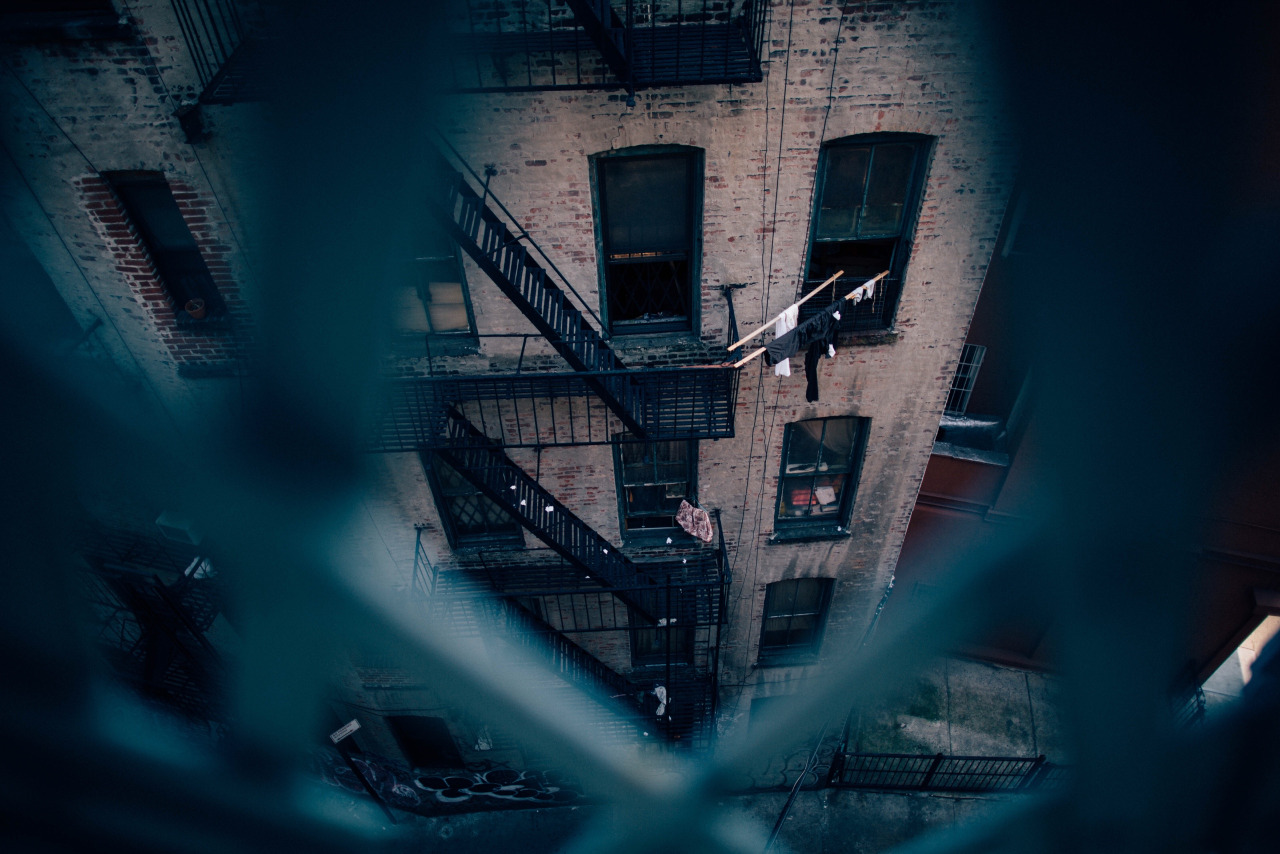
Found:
[431,410,662,621]
[497,596,641,713]
[370,363,739,452]
[430,145,648,437]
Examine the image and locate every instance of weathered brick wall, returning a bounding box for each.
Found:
[425,0,1016,741]
[2,0,1015,765]
[0,1,255,410]
[75,173,251,370]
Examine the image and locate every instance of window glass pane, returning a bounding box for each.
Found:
[426,279,465,305]
[619,442,647,467]
[790,579,825,614]
[818,418,856,471]
[397,285,431,332]
[653,441,687,465]
[783,421,824,473]
[765,579,799,617]
[760,578,832,659]
[625,484,670,515]
[618,440,693,532]
[760,620,792,650]
[427,303,469,333]
[431,456,521,544]
[860,144,915,236]
[809,474,846,514]
[779,476,818,518]
[814,146,870,240]
[782,614,818,647]
[601,156,690,257]
[424,278,469,333]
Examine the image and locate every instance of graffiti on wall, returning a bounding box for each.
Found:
[314,750,583,815]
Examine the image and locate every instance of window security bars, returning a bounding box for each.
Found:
[944,343,987,416]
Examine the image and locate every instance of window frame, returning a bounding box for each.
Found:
[756,577,835,665]
[421,451,524,550]
[772,416,869,540]
[401,204,477,340]
[590,145,704,336]
[611,438,698,545]
[405,241,477,340]
[800,134,932,334]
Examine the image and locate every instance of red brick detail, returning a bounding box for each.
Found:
[75,174,252,369]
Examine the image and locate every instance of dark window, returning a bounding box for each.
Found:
[614,440,695,540]
[801,136,930,333]
[774,417,868,537]
[387,715,463,768]
[631,610,693,667]
[104,171,223,318]
[758,578,833,664]
[595,149,701,334]
[423,453,523,549]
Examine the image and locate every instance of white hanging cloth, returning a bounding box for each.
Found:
[773,304,799,376]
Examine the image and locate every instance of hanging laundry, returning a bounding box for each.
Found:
[847,276,876,305]
[773,303,799,377]
[654,685,668,718]
[676,499,714,543]
[800,307,842,402]
[763,300,844,366]
[804,341,823,401]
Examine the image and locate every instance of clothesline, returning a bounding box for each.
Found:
[730,271,888,369]
[727,269,846,353]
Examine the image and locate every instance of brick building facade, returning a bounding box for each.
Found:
[2,0,1016,776]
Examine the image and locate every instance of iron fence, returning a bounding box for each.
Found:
[831,752,1066,793]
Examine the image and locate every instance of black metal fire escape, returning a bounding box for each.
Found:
[441,0,767,93]
[428,409,663,618]
[437,162,646,437]
[415,530,728,750]
[371,145,740,453]
[76,527,227,727]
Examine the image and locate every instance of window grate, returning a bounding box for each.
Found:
[944,343,986,416]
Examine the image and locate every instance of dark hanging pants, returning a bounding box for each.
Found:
[805,341,823,401]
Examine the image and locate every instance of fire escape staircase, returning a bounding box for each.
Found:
[435,165,647,438]
[563,0,633,87]
[370,149,739,452]
[77,529,226,723]
[495,593,649,741]
[420,546,712,747]
[430,409,664,622]
[89,569,224,721]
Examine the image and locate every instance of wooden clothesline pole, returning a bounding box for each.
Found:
[729,270,890,369]
[727,269,845,352]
